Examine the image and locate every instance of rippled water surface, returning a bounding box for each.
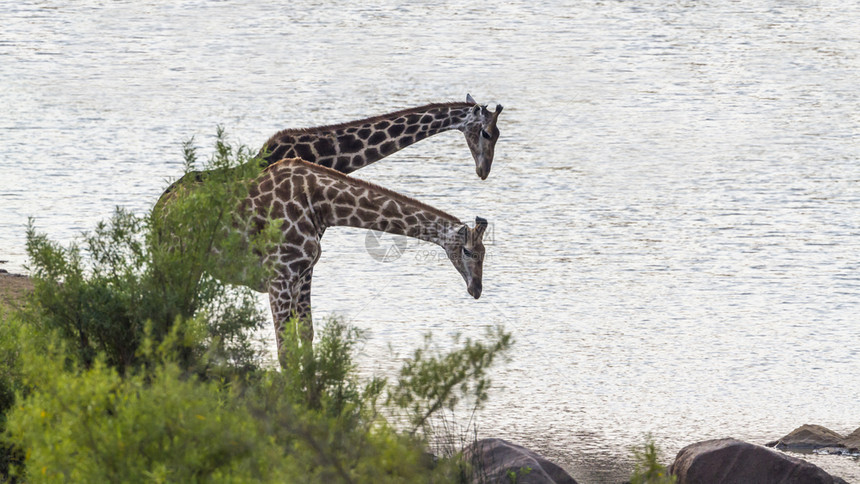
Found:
[2,1,859,481]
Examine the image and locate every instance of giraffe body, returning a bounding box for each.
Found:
[235,158,488,350]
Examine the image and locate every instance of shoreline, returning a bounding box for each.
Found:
[0,270,32,310]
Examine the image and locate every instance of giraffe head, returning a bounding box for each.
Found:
[446,216,489,299]
[463,94,503,180]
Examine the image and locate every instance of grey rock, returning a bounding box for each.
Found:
[841,427,860,452]
[766,424,860,454]
[669,438,848,484]
[462,438,577,484]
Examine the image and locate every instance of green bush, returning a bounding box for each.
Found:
[3,311,512,482]
[22,127,279,376]
[1,129,515,482]
[0,316,26,481]
[5,319,291,483]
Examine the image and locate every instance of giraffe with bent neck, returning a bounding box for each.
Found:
[259,94,503,179]
[234,157,488,352]
[165,95,503,192]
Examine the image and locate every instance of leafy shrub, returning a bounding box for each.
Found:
[22,128,279,376]
[4,319,290,483]
[4,312,513,482]
[0,316,26,481]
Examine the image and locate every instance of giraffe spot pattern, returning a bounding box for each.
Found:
[270,145,288,162]
[314,138,336,157]
[364,147,379,160]
[368,131,387,146]
[339,134,364,153]
[294,144,314,161]
[334,157,351,171]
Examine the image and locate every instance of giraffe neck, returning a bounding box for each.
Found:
[260,102,474,174]
[300,163,463,248]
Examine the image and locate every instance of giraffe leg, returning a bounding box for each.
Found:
[268,276,302,364]
[294,268,314,343]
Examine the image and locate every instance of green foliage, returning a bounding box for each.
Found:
[0,315,26,481]
[630,438,676,484]
[4,318,289,483]
[244,319,441,483]
[3,313,511,483]
[506,466,532,484]
[23,127,279,376]
[276,317,379,415]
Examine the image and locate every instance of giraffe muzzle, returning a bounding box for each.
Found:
[468,281,482,299]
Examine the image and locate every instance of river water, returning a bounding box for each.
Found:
[2,1,858,481]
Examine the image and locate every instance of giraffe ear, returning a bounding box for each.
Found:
[457,224,469,241]
[495,104,503,115]
[466,93,477,104]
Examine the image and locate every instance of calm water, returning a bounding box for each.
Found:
[2,1,859,481]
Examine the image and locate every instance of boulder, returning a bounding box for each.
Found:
[765,424,846,451]
[841,427,860,452]
[669,438,848,484]
[462,438,577,484]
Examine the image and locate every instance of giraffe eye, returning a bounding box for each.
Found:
[481,129,491,140]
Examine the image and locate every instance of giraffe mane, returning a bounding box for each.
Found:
[263,102,474,146]
[267,158,464,225]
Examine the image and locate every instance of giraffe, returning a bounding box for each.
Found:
[158,95,503,336]
[258,94,503,180]
[229,157,488,353]
[165,94,503,193]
